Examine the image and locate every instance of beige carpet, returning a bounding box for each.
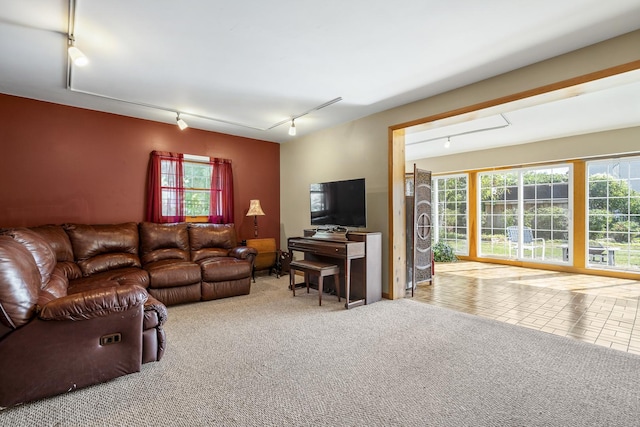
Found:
[2,274,640,426]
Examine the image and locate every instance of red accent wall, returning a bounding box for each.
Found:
[0,94,280,244]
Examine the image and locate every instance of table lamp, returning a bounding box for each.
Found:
[246,199,265,237]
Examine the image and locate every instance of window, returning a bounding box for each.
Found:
[146,151,233,224]
[432,174,468,255]
[478,165,571,262]
[165,156,211,217]
[587,156,640,271]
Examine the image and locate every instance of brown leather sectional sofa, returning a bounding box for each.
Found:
[0,221,256,409]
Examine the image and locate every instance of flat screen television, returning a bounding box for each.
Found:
[310,178,366,228]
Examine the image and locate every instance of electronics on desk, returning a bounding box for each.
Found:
[310,178,366,229]
[311,225,349,241]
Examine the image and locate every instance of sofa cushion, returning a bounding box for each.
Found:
[29,225,74,262]
[191,248,229,261]
[139,222,190,264]
[188,224,237,262]
[145,259,201,289]
[64,223,141,276]
[3,228,56,288]
[199,257,251,282]
[0,237,40,329]
[56,260,83,281]
[68,267,149,294]
[37,266,70,307]
[79,253,141,276]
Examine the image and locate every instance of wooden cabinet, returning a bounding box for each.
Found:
[246,238,277,278]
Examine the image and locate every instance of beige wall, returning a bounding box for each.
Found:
[280,29,640,296]
[411,126,640,174]
[278,118,390,271]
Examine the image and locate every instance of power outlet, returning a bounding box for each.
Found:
[100,333,122,346]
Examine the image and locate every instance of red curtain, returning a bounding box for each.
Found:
[208,157,234,224]
[145,151,185,223]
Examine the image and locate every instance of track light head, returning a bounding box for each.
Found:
[444,137,451,149]
[68,44,89,67]
[288,119,296,136]
[176,113,188,130]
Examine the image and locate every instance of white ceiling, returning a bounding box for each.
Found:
[405,69,640,160]
[1,0,640,143]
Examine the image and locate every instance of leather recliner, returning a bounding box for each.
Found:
[188,223,255,300]
[0,229,157,409]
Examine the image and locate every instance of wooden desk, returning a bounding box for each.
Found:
[288,231,381,309]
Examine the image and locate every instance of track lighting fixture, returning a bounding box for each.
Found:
[176,113,188,130]
[68,39,88,67]
[65,1,342,133]
[407,114,512,147]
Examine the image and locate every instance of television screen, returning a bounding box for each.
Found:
[310,178,366,228]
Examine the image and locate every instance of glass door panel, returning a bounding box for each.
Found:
[479,166,571,263]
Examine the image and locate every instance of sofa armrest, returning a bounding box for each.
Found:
[0,290,145,408]
[142,293,168,363]
[39,284,148,321]
[229,246,257,260]
[144,294,168,326]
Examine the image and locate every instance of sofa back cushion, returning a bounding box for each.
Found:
[188,224,237,263]
[3,228,56,288]
[37,266,69,307]
[0,236,40,330]
[29,225,75,262]
[139,222,190,264]
[64,223,141,276]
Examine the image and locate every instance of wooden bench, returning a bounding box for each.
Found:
[289,260,340,306]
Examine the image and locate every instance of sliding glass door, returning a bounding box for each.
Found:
[478,165,572,263]
[587,157,640,271]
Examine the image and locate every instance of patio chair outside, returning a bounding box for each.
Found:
[506,226,545,259]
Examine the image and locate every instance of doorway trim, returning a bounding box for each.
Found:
[387,60,640,299]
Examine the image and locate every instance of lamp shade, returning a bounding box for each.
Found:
[246,200,265,216]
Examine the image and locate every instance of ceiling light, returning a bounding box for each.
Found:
[176,113,188,130]
[68,44,88,67]
[406,113,512,146]
[444,137,451,148]
[63,0,344,134]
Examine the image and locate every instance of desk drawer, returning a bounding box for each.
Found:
[289,241,344,256]
[288,240,364,258]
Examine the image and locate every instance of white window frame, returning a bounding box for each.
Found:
[432,173,469,256]
[586,156,640,272]
[477,164,573,264]
[161,154,212,218]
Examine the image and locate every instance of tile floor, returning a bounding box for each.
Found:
[413,261,640,355]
